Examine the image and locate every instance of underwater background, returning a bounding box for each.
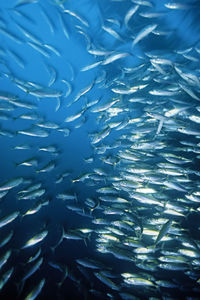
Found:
[0,0,200,299]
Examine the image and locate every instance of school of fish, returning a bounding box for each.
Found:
[0,0,200,299]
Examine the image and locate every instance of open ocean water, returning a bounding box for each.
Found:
[0,0,200,299]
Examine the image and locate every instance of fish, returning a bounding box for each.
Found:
[132,0,153,7]
[27,87,62,98]
[94,272,120,291]
[71,81,94,104]
[14,0,38,8]
[102,25,123,41]
[91,127,111,144]
[124,5,139,28]
[76,258,107,269]
[0,177,23,191]
[44,64,57,87]
[18,188,46,200]
[0,267,14,290]
[179,82,200,101]
[61,79,72,97]
[0,231,14,248]
[102,52,130,65]
[27,41,50,58]
[154,220,173,245]
[17,112,43,120]
[24,278,45,300]
[14,22,42,45]
[0,211,20,228]
[44,44,60,56]
[27,248,42,263]
[0,27,23,44]
[36,121,59,129]
[64,108,86,123]
[39,4,55,34]
[88,48,113,56]
[165,2,191,10]
[22,230,48,248]
[132,24,158,47]
[16,158,38,167]
[64,9,89,27]
[18,127,49,137]
[111,84,148,94]
[18,183,42,194]
[90,98,120,113]
[22,257,43,283]
[58,12,70,39]
[23,199,48,216]
[39,145,58,153]
[0,250,12,269]
[81,61,102,72]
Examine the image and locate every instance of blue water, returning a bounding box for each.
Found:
[0,0,200,299]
